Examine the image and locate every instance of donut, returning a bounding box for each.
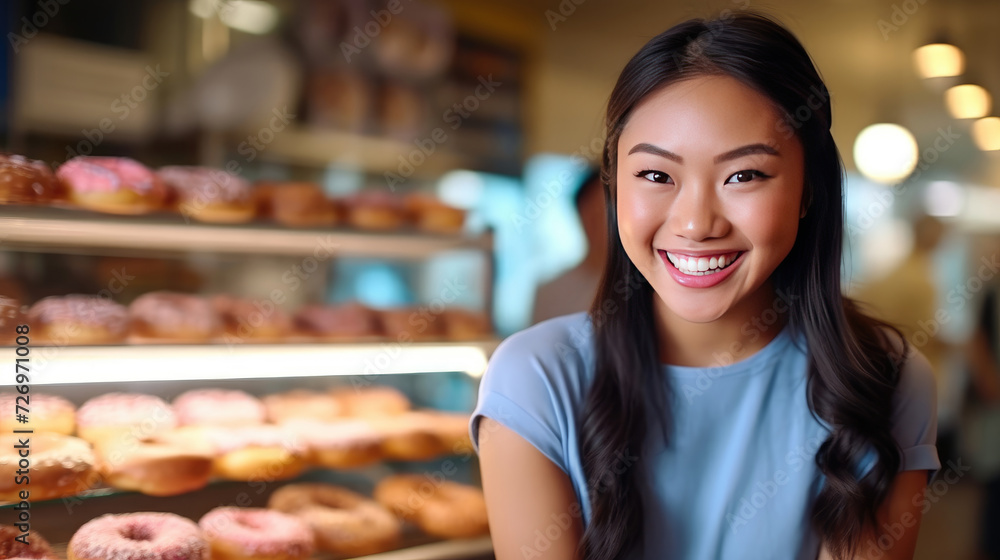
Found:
[423,411,475,456]
[367,413,444,461]
[0,392,75,435]
[173,389,266,427]
[211,295,293,343]
[164,425,307,482]
[0,524,57,559]
[76,393,177,444]
[269,483,401,556]
[306,71,371,132]
[93,434,213,497]
[0,154,63,205]
[0,433,95,503]
[374,474,489,539]
[56,156,167,215]
[263,390,343,423]
[442,308,493,341]
[282,419,383,469]
[0,296,26,346]
[255,182,339,228]
[404,193,465,234]
[377,306,445,342]
[158,166,255,224]
[199,507,314,560]
[343,191,406,231]
[330,385,410,417]
[27,295,129,346]
[378,82,427,139]
[128,291,223,343]
[294,302,382,342]
[68,512,209,560]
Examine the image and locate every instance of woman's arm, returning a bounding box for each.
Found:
[818,469,929,560]
[479,417,584,560]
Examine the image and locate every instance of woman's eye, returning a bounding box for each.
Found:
[725,170,769,184]
[637,170,672,183]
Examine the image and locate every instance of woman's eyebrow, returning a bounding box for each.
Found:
[714,143,779,163]
[626,142,779,163]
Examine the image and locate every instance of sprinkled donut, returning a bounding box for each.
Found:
[57,156,167,215]
[128,291,222,343]
[0,392,75,435]
[281,418,383,468]
[173,389,266,427]
[0,433,95,502]
[67,512,209,560]
[269,483,401,556]
[27,295,129,346]
[199,507,314,560]
[76,393,177,444]
[0,523,57,559]
[158,166,255,224]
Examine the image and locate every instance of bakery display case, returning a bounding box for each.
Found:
[0,201,498,559]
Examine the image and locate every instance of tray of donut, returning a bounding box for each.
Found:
[0,381,491,558]
[0,153,467,234]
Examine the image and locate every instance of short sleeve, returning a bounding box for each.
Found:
[469,328,571,473]
[891,347,941,476]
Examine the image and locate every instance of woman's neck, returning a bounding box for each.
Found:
[653,282,789,368]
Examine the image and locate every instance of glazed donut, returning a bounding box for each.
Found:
[93,434,213,497]
[56,156,167,215]
[255,182,339,228]
[199,507,314,560]
[263,390,343,423]
[211,295,293,343]
[0,392,75,435]
[374,474,489,539]
[282,419,383,468]
[0,296,26,346]
[0,524,58,559]
[0,433,95,503]
[68,512,209,560]
[294,302,382,342]
[76,393,177,444]
[377,306,445,342]
[168,425,307,482]
[330,385,410,417]
[442,308,493,341]
[27,295,129,346]
[128,291,222,343]
[367,413,444,461]
[0,154,63,205]
[343,191,406,231]
[422,411,475,456]
[158,166,255,224]
[269,483,401,556]
[173,389,266,427]
[404,193,465,234]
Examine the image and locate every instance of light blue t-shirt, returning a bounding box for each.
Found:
[470,312,940,560]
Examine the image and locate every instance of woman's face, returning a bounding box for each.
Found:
[616,74,805,326]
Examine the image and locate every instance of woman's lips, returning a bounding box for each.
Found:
[659,250,745,288]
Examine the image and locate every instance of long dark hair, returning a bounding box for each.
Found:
[581,12,907,560]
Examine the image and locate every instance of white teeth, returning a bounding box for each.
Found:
[665,251,739,275]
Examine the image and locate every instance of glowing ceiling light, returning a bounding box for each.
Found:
[945,84,992,119]
[913,43,965,79]
[853,124,919,184]
[972,117,1000,151]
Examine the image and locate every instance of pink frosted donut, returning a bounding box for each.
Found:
[76,393,177,443]
[158,166,255,224]
[173,389,266,426]
[199,507,314,560]
[57,156,167,214]
[129,291,222,343]
[0,392,75,434]
[294,302,382,341]
[67,512,208,560]
[27,295,129,345]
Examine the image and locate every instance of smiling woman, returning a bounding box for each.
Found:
[471,11,939,560]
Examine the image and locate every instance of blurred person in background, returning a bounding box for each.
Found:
[967,271,1000,560]
[531,167,607,323]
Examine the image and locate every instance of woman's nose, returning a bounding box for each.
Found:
[667,183,729,241]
